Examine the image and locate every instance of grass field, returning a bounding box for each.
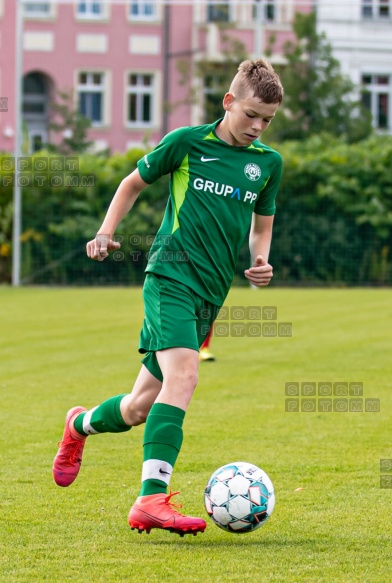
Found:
[1,285,391,582]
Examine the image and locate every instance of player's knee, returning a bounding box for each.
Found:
[166,368,198,392]
[188,369,199,390]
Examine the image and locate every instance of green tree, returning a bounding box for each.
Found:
[2,136,391,285]
[267,12,372,143]
[12,147,168,285]
[47,90,93,154]
[197,34,248,123]
[176,31,248,123]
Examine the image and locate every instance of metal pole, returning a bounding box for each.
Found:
[162,3,170,138]
[255,0,264,57]
[12,0,23,286]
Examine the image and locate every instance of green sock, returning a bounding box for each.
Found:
[73,394,131,436]
[140,402,185,496]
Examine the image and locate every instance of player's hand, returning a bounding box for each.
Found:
[86,234,121,261]
[244,255,273,287]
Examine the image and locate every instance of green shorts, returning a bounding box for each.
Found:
[139,273,220,381]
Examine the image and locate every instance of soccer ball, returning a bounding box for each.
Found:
[204,461,275,534]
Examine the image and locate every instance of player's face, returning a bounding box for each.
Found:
[218,91,279,147]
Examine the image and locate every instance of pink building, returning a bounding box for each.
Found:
[0,1,304,154]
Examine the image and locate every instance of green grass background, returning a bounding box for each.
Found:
[1,286,391,582]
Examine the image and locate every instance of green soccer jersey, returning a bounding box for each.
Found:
[137,119,282,306]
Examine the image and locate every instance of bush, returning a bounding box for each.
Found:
[268,134,392,285]
[1,134,391,286]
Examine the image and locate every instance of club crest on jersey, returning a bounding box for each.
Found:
[244,163,261,181]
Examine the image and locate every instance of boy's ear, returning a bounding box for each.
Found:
[223,93,235,111]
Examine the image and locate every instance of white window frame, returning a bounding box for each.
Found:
[29,130,48,154]
[362,74,391,132]
[252,0,277,23]
[125,71,159,129]
[23,2,55,19]
[362,0,391,19]
[128,1,158,22]
[77,71,109,128]
[76,1,109,21]
[206,0,233,23]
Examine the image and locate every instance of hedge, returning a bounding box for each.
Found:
[1,133,391,286]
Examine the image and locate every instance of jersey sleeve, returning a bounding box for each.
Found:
[137,127,192,184]
[254,151,283,216]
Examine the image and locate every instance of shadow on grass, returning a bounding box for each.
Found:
[127,535,323,548]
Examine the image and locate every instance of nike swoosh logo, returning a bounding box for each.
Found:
[201,156,220,162]
[159,468,170,475]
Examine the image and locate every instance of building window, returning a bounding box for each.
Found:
[129,1,156,20]
[23,2,51,17]
[207,1,231,23]
[23,73,47,116]
[362,0,391,18]
[361,74,390,130]
[127,74,154,126]
[362,0,373,17]
[22,72,49,153]
[380,0,390,16]
[77,1,103,18]
[78,72,105,126]
[253,0,276,22]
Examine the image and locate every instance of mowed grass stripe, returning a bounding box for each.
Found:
[1,287,391,582]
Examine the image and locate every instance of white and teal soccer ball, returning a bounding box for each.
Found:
[204,461,275,534]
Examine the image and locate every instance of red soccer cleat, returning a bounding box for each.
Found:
[128,490,207,537]
[53,406,87,487]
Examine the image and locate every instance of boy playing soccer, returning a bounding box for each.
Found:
[53,59,283,536]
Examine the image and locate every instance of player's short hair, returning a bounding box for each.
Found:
[230,59,283,104]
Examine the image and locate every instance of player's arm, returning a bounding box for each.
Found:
[87,168,149,261]
[244,213,274,287]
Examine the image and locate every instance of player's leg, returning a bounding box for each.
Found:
[129,274,214,535]
[128,346,207,535]
[120,364,163,426]
[128,287,221,535]
[52,365,162,487]
[140,347,199,495]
